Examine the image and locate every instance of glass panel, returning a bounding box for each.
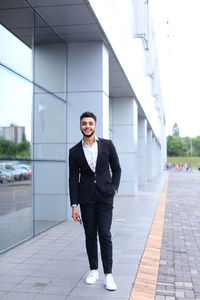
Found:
[34,14,66,96]
[33,87,66,160]
[0,66,32,159]
[33,161,66,234]
[0,160,32,253]
[0,1,67,253]
[0,1,33,79]
[0,1,66,98]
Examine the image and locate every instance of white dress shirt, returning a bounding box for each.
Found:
[72,136,99,207]
[82,135,99,172]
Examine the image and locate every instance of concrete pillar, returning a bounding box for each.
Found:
[33,42,67,230]
[66,42,109,219]
[152,135,156,177]
[155,138,158,176]
[157,142,162,174]
[160,119,167,172]
[147,128,153,180]
[138,117,147,185]
[152,136,161,177]
[112,98,138,195]
[66,42,109,141]
[34,43,67,98]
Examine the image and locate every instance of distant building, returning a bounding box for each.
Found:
[0,125,26,143]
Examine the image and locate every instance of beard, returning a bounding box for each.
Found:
[81,130,95,138]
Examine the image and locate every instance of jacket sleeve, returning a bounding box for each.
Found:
[109,140,121,192]
[69,149,79,206]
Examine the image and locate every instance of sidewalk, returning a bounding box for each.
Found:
[155,171,200,300]
[0,173,167,300]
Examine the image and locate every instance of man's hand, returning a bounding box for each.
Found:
[72,206,80,222]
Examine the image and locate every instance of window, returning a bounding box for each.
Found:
[0,0,67,253]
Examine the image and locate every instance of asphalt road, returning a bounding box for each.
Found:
[0,182,32,216]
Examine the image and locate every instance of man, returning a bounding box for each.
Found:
[69,111,121,291]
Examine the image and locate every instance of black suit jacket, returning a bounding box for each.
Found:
[69,138,121,206]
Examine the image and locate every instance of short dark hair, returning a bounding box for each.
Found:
[80,111,97,123]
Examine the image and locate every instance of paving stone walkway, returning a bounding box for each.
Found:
[155,171,200,300]
[2,171,199,299]
[0,173,166,300]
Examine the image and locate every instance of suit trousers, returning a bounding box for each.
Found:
[80,186,113,274]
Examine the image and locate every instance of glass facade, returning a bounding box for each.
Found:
[0,0,67,253]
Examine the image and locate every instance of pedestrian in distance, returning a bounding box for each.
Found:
[69,111,121,291]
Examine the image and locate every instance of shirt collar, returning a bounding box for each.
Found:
[82,135,99,147]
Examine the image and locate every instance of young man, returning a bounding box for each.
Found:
[69,111,121,291]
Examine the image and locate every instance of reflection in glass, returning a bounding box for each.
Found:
[0,66,32,159]
[0,0,66,97]
[34,194,66,235]
[34,14,66,96]
[33,88,66,160]
[0,0,67,254]
[0,0,33,79]
[0,160,32,252]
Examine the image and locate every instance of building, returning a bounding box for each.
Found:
[0,125,26,143]
[0,0,166,253]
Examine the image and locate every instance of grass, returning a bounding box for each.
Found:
[167,156,200,170]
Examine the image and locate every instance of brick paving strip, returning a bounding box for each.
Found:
[155,171,200,300]
[129,172,169,300]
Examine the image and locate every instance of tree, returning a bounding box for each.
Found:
[0,138,30,158]
[182,137,192,156]
[17,140,30,153]
[0,139,18,156]
[167,135,183,156]
[167,129,200,157]
[192,136,200,156]
[173,123,180,136]
[22,132,27,143]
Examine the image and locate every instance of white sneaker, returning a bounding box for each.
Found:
[104,274,117,291]
[85,270,99,284]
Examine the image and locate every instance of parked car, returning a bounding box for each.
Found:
[12,164,32,180]
[0,168,14,183]
[4,163,22,181]
[0,162,32,182]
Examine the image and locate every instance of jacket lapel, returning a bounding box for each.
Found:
[96,138,102,171]
[77,141,94,173]
[77,138,102,173]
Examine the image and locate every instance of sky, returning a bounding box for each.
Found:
[151,0,200,137]
[0,25,32,141]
